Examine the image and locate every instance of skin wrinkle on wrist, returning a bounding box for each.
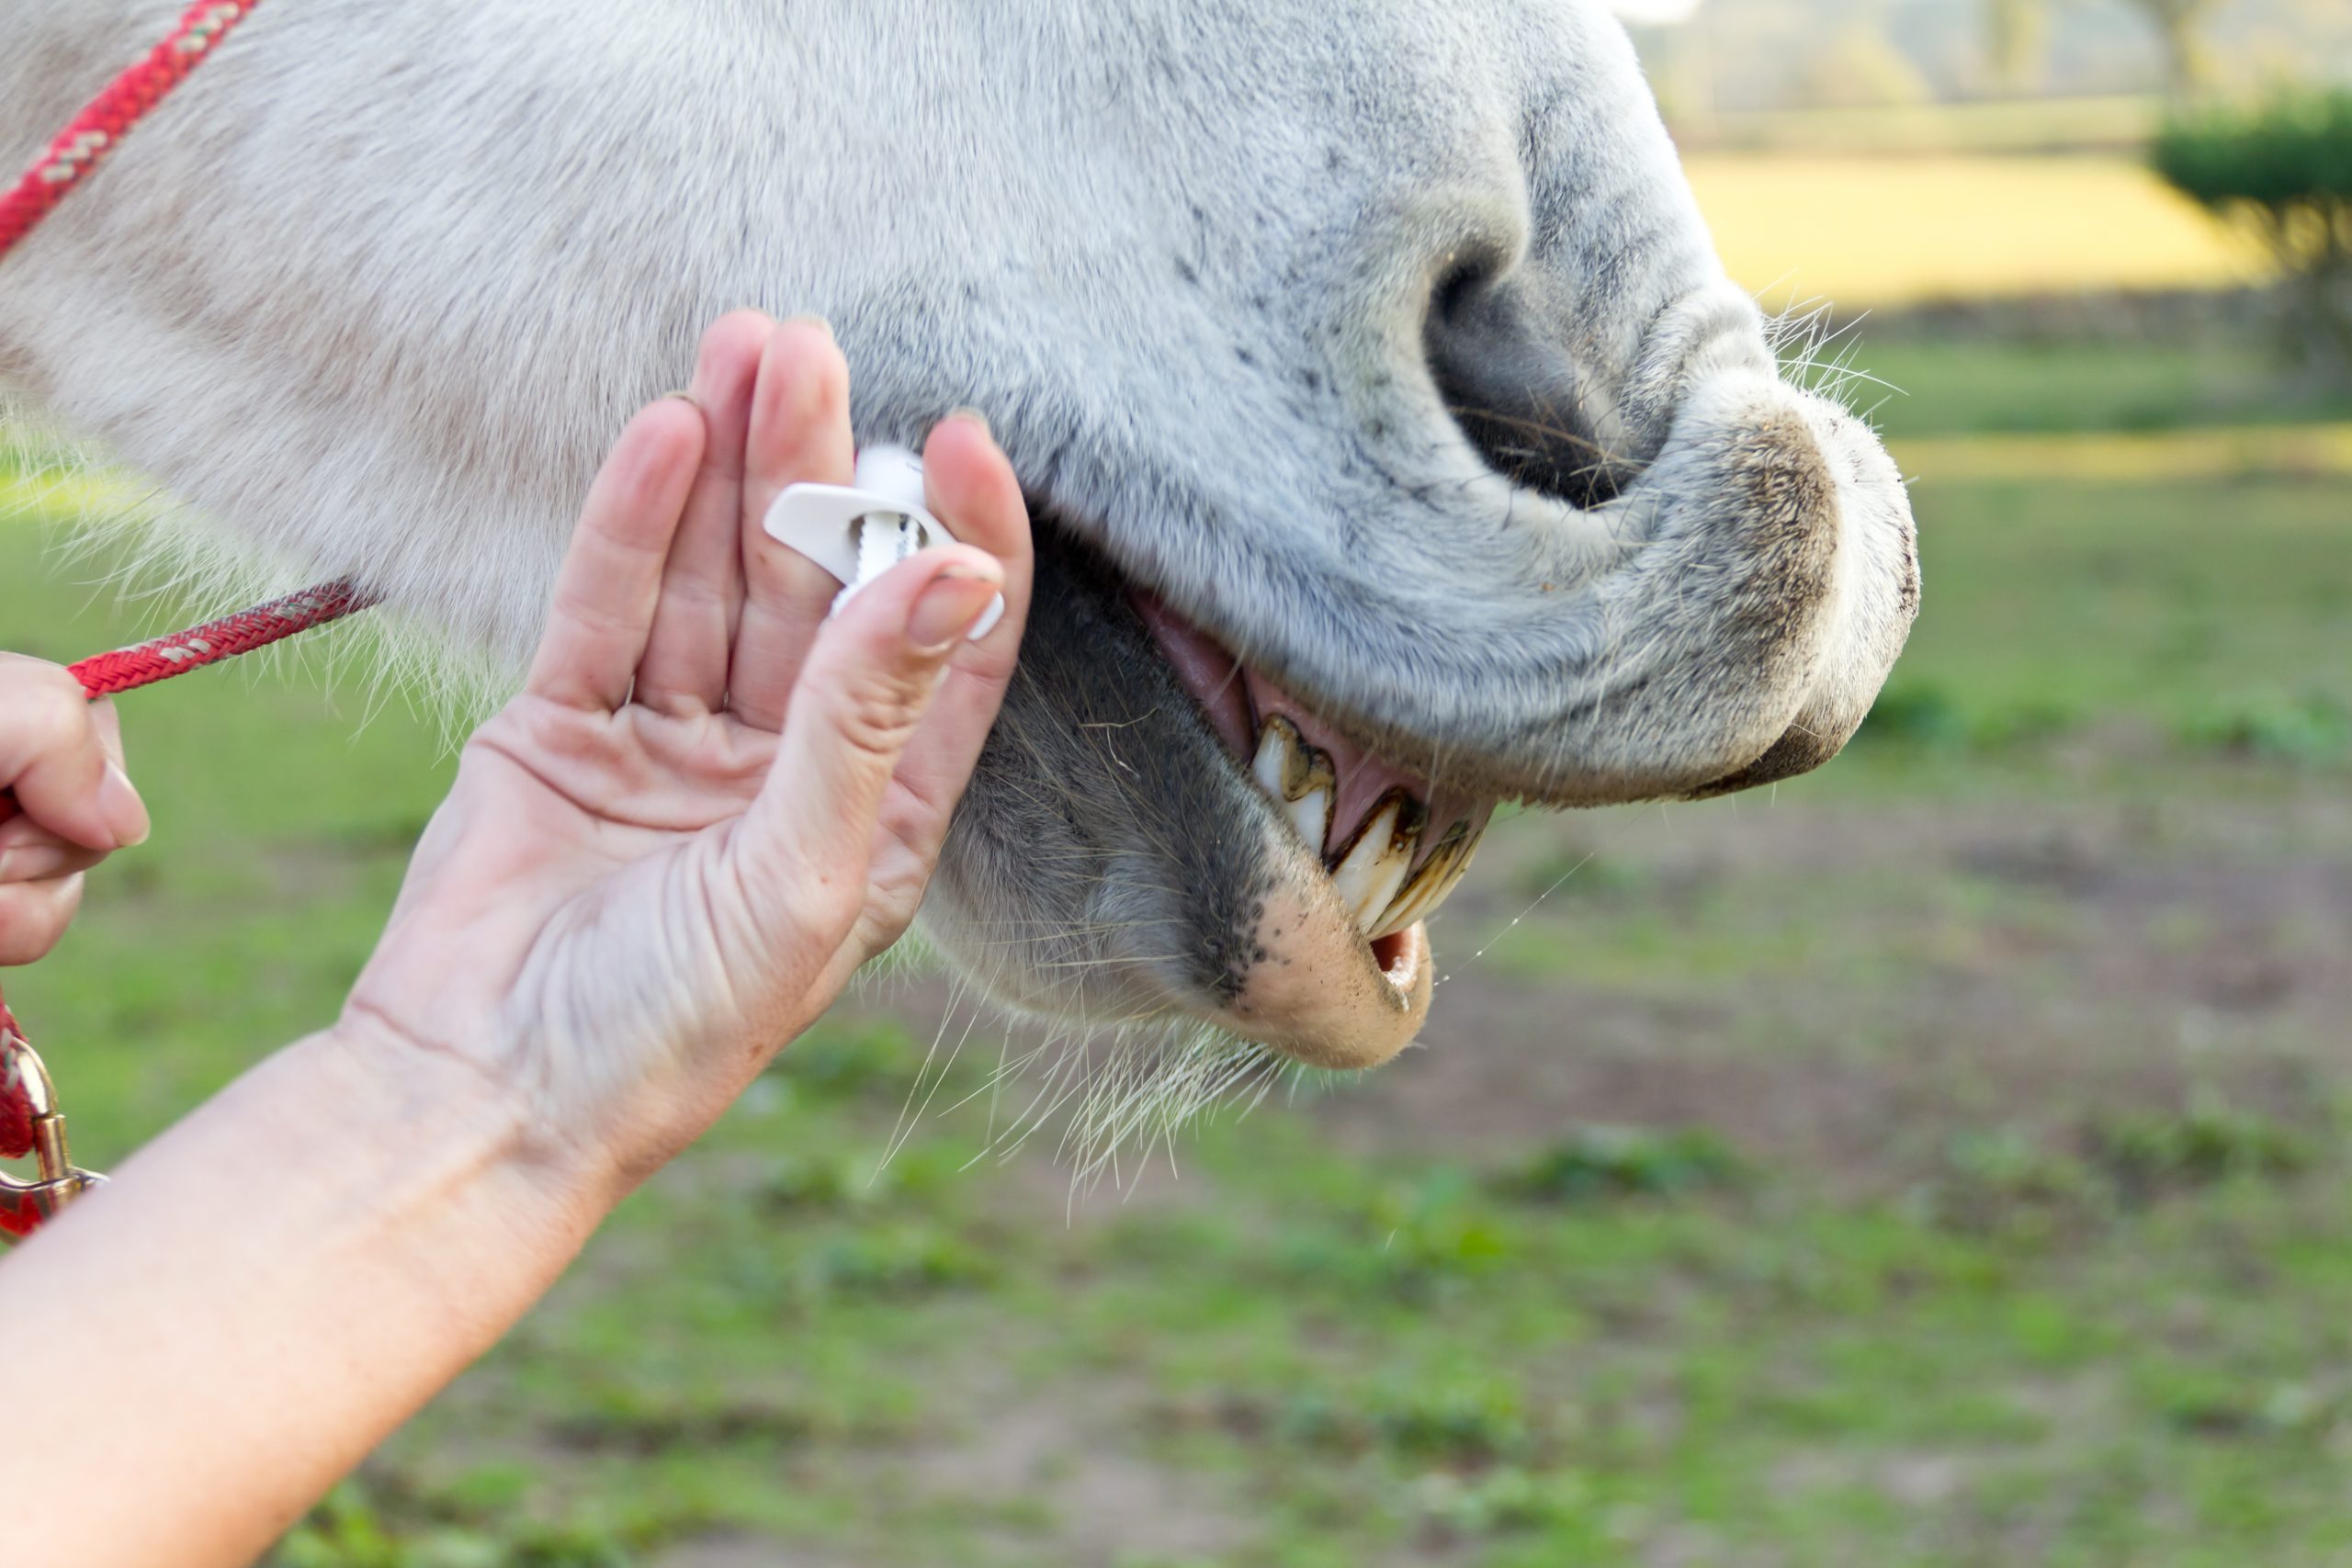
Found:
[321,1008,626,1233]
[232,1028,609,1369]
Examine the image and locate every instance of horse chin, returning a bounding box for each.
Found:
[910,521,1487,1069]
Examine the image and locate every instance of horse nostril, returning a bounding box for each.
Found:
[1431,255,1490,329]
[1423,273,1630,513]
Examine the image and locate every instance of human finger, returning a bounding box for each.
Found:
[731,546,1006,937]
[873,413,1035,840]
[725,318,855,732]
[0,874,86,967]
[634,312,774,716]
[0,818,110,886]
[0,657,145,852]
[524,399,707,712]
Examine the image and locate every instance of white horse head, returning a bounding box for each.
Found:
[2,0,1916,1089]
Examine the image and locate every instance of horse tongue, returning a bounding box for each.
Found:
[1241,672,1494,871]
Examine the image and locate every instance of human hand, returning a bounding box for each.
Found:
[342,314,1032,1190]
[0,655,150,965]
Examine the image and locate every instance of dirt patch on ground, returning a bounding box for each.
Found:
[900,1382,1252,1565]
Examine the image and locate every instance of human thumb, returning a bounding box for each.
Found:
[736,545,1006,919]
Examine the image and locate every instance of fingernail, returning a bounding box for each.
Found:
[906,569,1004,653]
[661,389,695,404]
[98,761,150,848]
[945,406,992,437]
[784,312,835,341]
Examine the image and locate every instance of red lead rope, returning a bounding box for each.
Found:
[50,578,379,701]
[4,0,375,1236]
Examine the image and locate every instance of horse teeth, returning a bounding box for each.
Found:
[1367,815,1489,939]
[1251,716,1483,942]
[1330,793,1421,933]
[1252,716,1336,858]
[1251,716,1290,799]
[1286,781,1332,857]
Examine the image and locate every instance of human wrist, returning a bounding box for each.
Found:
[312,1008,622,1253]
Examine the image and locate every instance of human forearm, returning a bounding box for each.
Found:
[0,1021,609,1568]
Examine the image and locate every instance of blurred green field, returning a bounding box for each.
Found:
[1858,341,2352,439]
[4,332,2350,1567]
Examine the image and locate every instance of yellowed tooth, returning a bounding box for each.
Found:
[1369,818,1488,939]
[1370,847,1443,939]
[1369,839,1450,939]
[1252,716,1337,859]
[1251,718,1293,802]
[1330,795,1420,934]
[1286,778,1332,858]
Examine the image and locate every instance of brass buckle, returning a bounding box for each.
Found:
[1,1015,105,1243]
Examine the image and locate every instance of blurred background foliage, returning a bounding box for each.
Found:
[2153,87,2352,383]
[4,1,2350,1563]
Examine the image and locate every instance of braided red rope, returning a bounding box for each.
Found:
[0,576,375,1225]
[66,578,380,698]
[3,0,373,712]
[0,0,374,777]
[0,2,264,257]
[4,0,375,1234]
[1,0,371,721]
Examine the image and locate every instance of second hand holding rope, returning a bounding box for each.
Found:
[0,581,376,1236]
[0,578,377,824]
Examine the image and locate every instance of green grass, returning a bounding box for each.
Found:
[1853,339,2352,439]
[1867,475,2349,745]
[5,337,2351,1565]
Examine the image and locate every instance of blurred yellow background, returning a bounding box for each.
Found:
[1687,149,2267,305]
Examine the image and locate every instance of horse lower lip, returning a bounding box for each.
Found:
[1210,892,1435,1071]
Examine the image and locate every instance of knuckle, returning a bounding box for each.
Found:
[827,670,935,762]
[12,658,84,706]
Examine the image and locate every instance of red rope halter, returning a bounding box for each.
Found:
[3,0,376,735]
[5,0,371,1235]
[4,4,261,254]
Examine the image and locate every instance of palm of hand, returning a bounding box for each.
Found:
[340,317,1029,1185]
